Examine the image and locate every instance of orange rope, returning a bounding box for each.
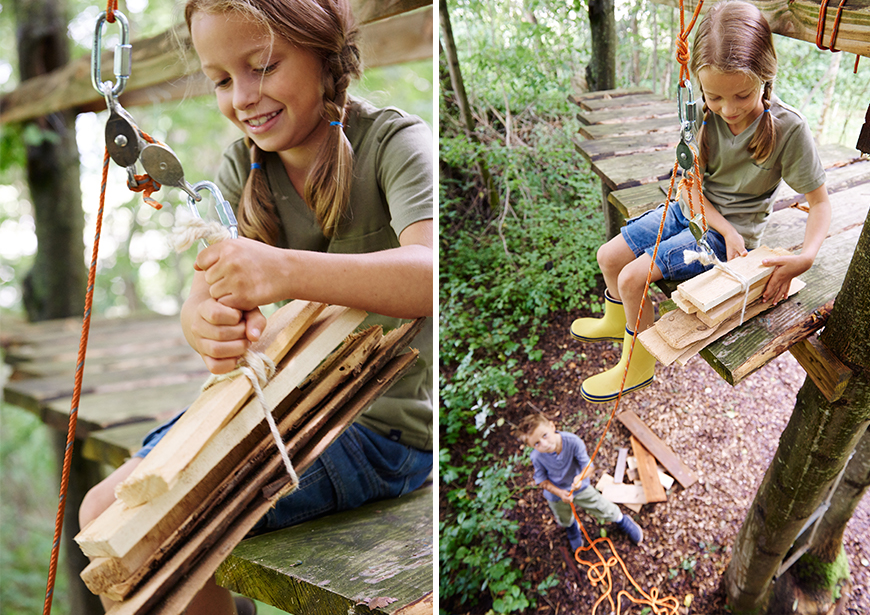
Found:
[564,1,706,612]
[105,0,118,22]
[42,149,110,615]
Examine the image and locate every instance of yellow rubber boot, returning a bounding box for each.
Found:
[580,327,655,403]
[570,290,627,343]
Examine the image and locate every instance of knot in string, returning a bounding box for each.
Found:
[683,250,751,324]
[174,216,299,491]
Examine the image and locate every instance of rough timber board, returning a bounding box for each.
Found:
[616,411,697,489]
[788,334,853,403]
[114,301,334,507]
[576,102,676,126]
[577,116,680,141]
[216,485,434,615]
[577,92,668,112]
[595,473,647,506]
[573,132,682,162]
[700,224,862,384]
[591,149,677,191]
[654,307,719,350]
[631,436,667,503]
[82,421,161,468]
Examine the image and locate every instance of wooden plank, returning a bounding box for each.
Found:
[0,0,433,123]
[576,102,676,126]
[652,0,870,59]
[568,87,653,106]
[694,277,770,327]
[103,352,419,615]
[676,246,789,313]
[616,410,697,489]
[595,473,647,506]
[359,6,434,68]
[114,301,337,507]
[82,421,161,469]
[576,92,668,112]
[630,436,667,503]
[573,132,682,162]
[590,149,677,191]
[578,116,680,141]
[613,447,629,484]
[215,485,433,615]
[788,334,853,403]
[654,306,720,350]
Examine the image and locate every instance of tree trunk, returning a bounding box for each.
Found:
[438,0,498,213]
[586,0,617,91]
[724,209,870,614]
[767,423,870,614]
[13,0,87,323]
[814,52,841,142]
[630,3,641,86]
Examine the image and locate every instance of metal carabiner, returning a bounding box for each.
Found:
[186,181,238,245]
[677,80,696,142]
[91,10,132,99]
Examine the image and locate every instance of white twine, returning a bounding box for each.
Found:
[175,216,299,490]
[683,249,751,325]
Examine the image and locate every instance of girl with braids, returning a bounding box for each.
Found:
[571,0,830,404]
[80,0,432,612]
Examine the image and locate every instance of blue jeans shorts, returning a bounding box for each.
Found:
[620,202,728,281]
[134,416,432,533]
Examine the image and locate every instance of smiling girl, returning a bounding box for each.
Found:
[570,0,831,404]
[80,0,433,612]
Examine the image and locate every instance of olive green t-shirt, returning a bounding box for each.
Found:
[679,96,826,249]
[215,98,433,451]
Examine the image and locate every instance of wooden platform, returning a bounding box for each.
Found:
[1,313,433,614]
[569,87,870,385]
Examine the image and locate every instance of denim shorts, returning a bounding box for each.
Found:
[620,203,727,281]
[134,416,432,532]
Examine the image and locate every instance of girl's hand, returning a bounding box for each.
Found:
[181,270,267,374]
[761,253,812,305]
[195,238,285,311]
[724,230,748,261]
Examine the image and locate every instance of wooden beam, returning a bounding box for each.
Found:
[788,334,853,402]
[0,0,433,124]
[631,436,667,503]
[650,0,870,59]
[616,411,698,489]
[613,447,629,484]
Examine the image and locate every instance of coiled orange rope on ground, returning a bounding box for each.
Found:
[561,1,705,613]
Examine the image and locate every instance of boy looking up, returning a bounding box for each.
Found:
[517,413,643,552]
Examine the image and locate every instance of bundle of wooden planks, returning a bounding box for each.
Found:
[74,300,423,614]
[639,246,805,366]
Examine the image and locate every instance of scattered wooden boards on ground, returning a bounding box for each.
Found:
[74,300,424,614]
[640,247,806,366]
[596,411,697,513]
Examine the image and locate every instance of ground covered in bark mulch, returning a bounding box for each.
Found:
[446,301,870,615]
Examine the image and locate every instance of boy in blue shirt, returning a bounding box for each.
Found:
[518,413,643,552]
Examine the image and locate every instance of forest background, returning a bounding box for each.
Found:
[0,0,432,612]
[438,0,868,612]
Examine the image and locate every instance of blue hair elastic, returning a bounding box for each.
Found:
[251,162,263,170]
[330,121,343,127]
[763,109,770,113]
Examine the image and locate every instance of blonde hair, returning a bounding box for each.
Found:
[515,414,554,443]
[690,1,777,164]
[185,0,361,241]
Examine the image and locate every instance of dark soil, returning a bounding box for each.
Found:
[442,295,870,615]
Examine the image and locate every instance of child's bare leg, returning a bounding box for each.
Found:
[79,458,237,614]
[616,253,663,333]
[597,235,640,301]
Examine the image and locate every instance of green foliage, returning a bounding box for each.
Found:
[439,454,548,613]
[0,403,69,615]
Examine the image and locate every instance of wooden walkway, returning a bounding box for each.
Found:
[1,315,433,614]
[570,87,870,386]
